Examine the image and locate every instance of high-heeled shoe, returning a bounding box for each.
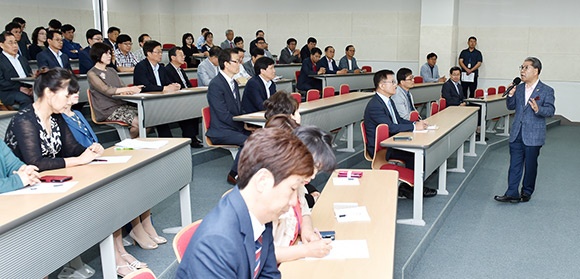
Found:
[149,234,167,245]
[116,264,136,277]
[121,253,147,269]
[129,230,158,250]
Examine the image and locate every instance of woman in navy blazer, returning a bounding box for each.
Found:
[62,93,98,148]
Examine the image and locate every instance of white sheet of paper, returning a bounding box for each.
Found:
[0,181,78,195]
[115,139,168,149]
[305,240,369,260]
[461,72,474,82]
[332,177,360,186]
[427,125,439,130]
[334,206,371,222]
[89,156,132,164]
[413,130,428,133]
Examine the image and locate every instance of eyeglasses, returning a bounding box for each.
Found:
[122,42,133,46]
[152,50,163,54]
[404,76,414,81]
[228,60,239,64]
[381,80,397,85]
[519,65,533,71]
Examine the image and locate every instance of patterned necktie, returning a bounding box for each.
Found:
[406,91,414,111]
[387,98,399,124]
[253,235,263,279]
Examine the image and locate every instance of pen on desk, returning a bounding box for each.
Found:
[92,159,108,162]
[53,184,64,187]
[338,214,346,218]
[114,147,134,150]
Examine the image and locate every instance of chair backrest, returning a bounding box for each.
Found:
[87,89,126,126]
[173,219,203,263]
[294,70,301,81]
[339,84,350,95]
[201,106,214,145]
[72,69,80,75]
[430,102,439,116]
[360,121,372,162]
[370,124,392,170]
[487,87,497,95]
[322,86,334,98]
[413,76,423,83]
[361,65,372,72]
[180,63,187,69]
[475,88,484,98]
[498,85,506,95]
[290,93,302,104]
[439,98,447,111]
[409,111,419,122]
[162,43,176,49]
[123,268,157,279]
[189,78,198,87]
[306,89,320,102]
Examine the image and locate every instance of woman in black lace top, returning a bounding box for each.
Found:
[4,68,104,171]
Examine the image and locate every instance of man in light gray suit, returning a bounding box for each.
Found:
[338,45,362,73]
[220,29,234,49]
[197,46,221,86]
[243,47,264,77]
[494,57,555,203]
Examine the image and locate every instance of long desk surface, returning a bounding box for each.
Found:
[0,138,193,278]
[279,169,399,278]
[312,72,374,92]
[466,94,513,145]
[381,106,479,226]
[0,111,17,138]
[411,82,443,116]
[274,63,301,81]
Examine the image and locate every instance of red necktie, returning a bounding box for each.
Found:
[254,235,263,279]
[312,62,317,72]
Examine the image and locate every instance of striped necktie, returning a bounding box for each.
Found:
[387,98,399,124]
[253,235,263,279]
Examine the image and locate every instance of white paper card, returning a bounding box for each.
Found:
[427,125,439,130]
[305,240,369,260]
[0,181,78,195]
[334,206,371,222]
[461,72,474,82]
[89,156,132,164]
[115,139,168,149]
[332,177,360,186]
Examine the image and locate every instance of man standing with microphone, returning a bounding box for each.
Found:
[494,57,555,203]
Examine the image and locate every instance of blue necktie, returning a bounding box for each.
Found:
[387,99,399,124]
[406,91,414,111]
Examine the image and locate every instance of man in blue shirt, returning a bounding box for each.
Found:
[420,52,446,83]
[61,24,82,59]
[458,36,483,98]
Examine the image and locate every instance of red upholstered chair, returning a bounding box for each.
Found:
[371,124,414,185]
[87,89,131,140]
[409,111,419,122]
[173,219,203,263]
[439,98,447,111]
[180,63,187,69]
[360,121,372,162]
[430,102,439,116]
[339,84,350,95]
[162,43,176,49]
[72,69,80,75]
[201,107,239,159]
[294,70,301,81]
[361,65,372,72]
[123,268,157,279]
[498,85,506,95]
[322,86,334,98]
[487,87,497,95]
[475,88,484,98]
[189,78,198,87]
[306,89,320,102]
[291,93,302,104]
[413,76,423,83]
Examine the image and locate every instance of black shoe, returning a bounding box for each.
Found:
[475,134,489,141]
[398,183,414,199]
[227,171,237,185]
[520,193,531,202]
[494,195,520,203]
[190,141,203,148]
[423,187,437,198]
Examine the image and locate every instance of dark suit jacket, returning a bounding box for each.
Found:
[296,58,321,91]
[507,81,555,146]
[176,187,280,279]
[300,45,311,64]
[441,79,464,106]
[279,47,301,64]
[165,64,192,89]
[317,57,340,74]
[133,59,170,92]
[206,73,245,139]
[363,93,414,158]
[241,76,276,113]
[103,39,117,50]
[79,47,93,74]
[0,54,32,105]
[36,48,72,70]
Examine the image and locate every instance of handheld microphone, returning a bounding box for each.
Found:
[502,77,521,97]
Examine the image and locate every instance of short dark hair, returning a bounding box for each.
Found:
[48,19,62,30]
[34,68,79,98]
[345,45,354,51]
[31,27,46,45]
[374,69,395,89]
[203,31,213,41]
[46,30,62,41]
[201,27,209,34]
[250,47,264,58]
[107,26,120,34]
[12,17,26,25]
[0,32,14,43]
[255,37,265,44]
[237,127,313,190]
[286,38,297,45]
[235,47,245,53]
[293,126,336,173]
[168,46,182,61]
[264,91,299,120]
[307,37,317,44]
[218,48,238,70]
[254,57,275,77]
[524,57,542,75]
[89,42,112,63]
[310,47,322,56]
[5,22,20,32]
[396,67,413,85]
[264,114,299,132]
[449,66,461,75]
[208,46,221,57]
[468,36,477,41]
[85,29,102,42]
[234,36,243,45]
[138,33,150,44]
[255,30,264,36]
[427,52,437,60]
[182,33,193,46]
[116,34,132,45]
[60,24,75,33]
[324,46,334,52]
[143,40,161,56]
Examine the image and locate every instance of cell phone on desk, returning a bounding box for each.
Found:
[319,231,335,241]
[393,136,413,141]
[337,170,363,178]
[40,175,72,183]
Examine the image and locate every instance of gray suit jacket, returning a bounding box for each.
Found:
[243,60,255,77]
[197,58,219,86]
[279,47,300,64]
[220,40,234,49]
[338,56,360,73]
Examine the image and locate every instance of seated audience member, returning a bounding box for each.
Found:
[133,33,151,62]
[220,29,235,49]
[28,27,47,60]
[165,46,202,147]
[253,36,273,59]
[11,17,31,47]
[339,45,362,73]
[176,127,315,278]
[0,141,40,194]
[104,26,120,51]
[232,47,251,83]
[317,46,347,75]
[241,57,277,113]
[200,31,216,55]
[79,29,103,74]
[5,68,104,171]
[420,52,446,83]
[363,69,436,199]
[197,46,221,86]
[391,68,418,121]
[300,37,317,64]
[296,47,325,92]
[249,30,264,53]
[62,92,97,147]
[4,22,29,60]
[60,24,82,59]
[196,27,209,50]
[234,36,250,63]
[114,34,139,72]
[47,19,62,31]
[206,48,250,185]
[87,42,142,138]
[0,32,34,108]
[441,66,466,106]
[36,30,72,70]
[279,38,301,64]
[181,33,201,68]
[243,47,264,77]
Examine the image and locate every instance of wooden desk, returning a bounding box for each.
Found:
[312,72,374,92]
[115,79,293,138]
[410,82,444,116]
[0,111,17,138]
[0,138,192,278]
[279,169,398,278]
[466,94,514,145]
[380,106,479,226]
[233,92,373,152]
[274,63,302,81]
